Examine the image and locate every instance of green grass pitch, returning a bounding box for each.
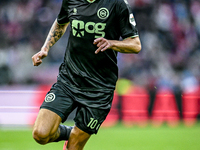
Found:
[0,122,200,150]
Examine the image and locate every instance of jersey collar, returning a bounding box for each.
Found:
[86,0,96,3]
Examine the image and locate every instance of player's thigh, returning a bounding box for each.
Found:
[33,108,62,136]
[74,105,111,135]
[40,82,77,123]
[33,83,77,136]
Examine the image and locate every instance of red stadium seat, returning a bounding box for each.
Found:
[151,88,180,127]
[121,86,150,127]
[182,88,200,126]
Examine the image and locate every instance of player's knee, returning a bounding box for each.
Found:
[32,127,49,145]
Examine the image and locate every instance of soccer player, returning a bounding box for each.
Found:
[31,0,141,149]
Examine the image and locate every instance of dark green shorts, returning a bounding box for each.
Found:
[40,81,114,134]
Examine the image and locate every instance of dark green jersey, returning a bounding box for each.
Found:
[57,0,138,91]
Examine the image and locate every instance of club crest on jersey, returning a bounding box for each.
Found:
[97,8,109,20]
[130,14,136,26]
[45,93,56,102]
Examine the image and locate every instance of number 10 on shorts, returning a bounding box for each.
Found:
[87,118,100,130]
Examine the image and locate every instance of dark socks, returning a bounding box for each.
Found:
[54,125,73,142]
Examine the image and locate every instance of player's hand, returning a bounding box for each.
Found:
[32,48,48,66]
[93,37,112,54]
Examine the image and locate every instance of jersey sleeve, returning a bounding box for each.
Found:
[117,0,139,39]
[57,0,69,25]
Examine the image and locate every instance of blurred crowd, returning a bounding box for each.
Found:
[0,0,200,93]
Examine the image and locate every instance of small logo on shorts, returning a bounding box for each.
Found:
[97,8,109,20]
[45,93,56,102]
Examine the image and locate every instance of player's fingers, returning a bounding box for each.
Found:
[97,40,106,48]
[95,43,108,54]
[33,60,42,66]
[32,54,42,66]
[99,42,107,50]
[38,51,47,59]
[101,44,110,52]
[95,47,101,54]
[93,37,103,45]
[94,38,110,54]
[38,52,44,59]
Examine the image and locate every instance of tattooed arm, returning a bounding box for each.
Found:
[32,19,69,66]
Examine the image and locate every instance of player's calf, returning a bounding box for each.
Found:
[54,125,73,142]
[32,125,73,145]
[66,126,91,150]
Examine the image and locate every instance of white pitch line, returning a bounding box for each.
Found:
[0,91,47,94]
[0,106,39,109]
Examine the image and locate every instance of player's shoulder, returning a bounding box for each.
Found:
[113,0,130,9]
[114,0,129,5]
